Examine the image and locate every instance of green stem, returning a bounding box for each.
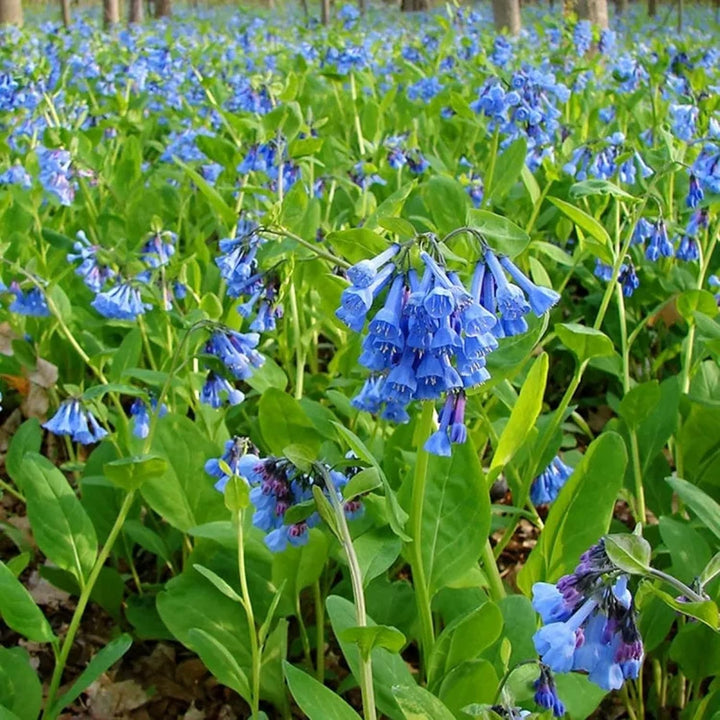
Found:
[483,127,500,205]
[296,597,313,669]
[237,510,262,719]
[320,469,377,720]
[313,580,325,683]
[617,285,646,524]
[0,479,25,503]
[409,402,436,672]
[43,490,136,719]
[480,538,506,601]
[349,73,365,156]
[289,279,305,400]
[265,227,351,268]
[677,224,718,478]
[646,569,705,603]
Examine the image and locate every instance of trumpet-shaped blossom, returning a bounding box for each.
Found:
[67,231,115,293]
[44,398,108,445]
[92,281,150,320]
[200,371,245,408]
[7,282,50,317]
[532,540,644,692]
[205,442,363,553]
[129,397,168,439]
[205,329,264,380]
[336,243,558,455]
[530,456,573,506]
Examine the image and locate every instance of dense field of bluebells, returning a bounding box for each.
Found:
[0,3,720,718]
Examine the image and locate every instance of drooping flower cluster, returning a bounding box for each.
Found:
[67,231,115,293]
[5,281,50,317]
[129,397,168,439]
[384,136,429,175]
[216,220,283,333]
[593,259,640,298]
[534,664,565,718]
[564,135,653,184]
[205,440,363,553]
[336,240,559,455]
[43,398,108,445]
[530,456,573,506]
[532,540,644,692]
[205,329,265,381]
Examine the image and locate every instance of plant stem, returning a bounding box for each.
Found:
[349,73,365,156]
[265,227,351,268]
[43,490,136,719]
[617,285,646,524]
[409,402,436,673]
[237,510,262,719]
[480,538,506,601]
[484,127,500,205]
[288,279,305,400]
[313,580,325,683]
[646,568,705,603]
[320,471,377,720]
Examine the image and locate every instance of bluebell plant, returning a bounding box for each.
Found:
[43,398,108,445]
[530,456,573,506]
[532,539,643,692]
[337,232,559,456]
[205,439,363,553]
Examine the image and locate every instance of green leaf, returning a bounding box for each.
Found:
[108,329,142,382]
[312,486,339,538]
[283,499,316,525]
[0,647,42,720]
[556,323,614,362]
[157,571,253,703]
[354,527,402,586]
[658,516,711,584]
[419,437,491,596]
[491,353,548,471]
[224,476,250,512]
[518,433,627,592]
[5,419,41,491]
[340,625,406,659]
[327,595,416,720]
[677,289,719,323]
[488,137,527,203]
[245,356,288,394]
[391,684,456,720]
[343,467,382,500]
[379,217,416,238]
[604,533,652,575]
[193,564,244,603]
[423,176,470,235]
[283,662,362,720]
[142,415,225,532]
[427,602,503,688]
[521,164,541,205]
[701,552,720,587]
[548,196,611,246]
[175,159,236,227]
[569,179,636,200]
[438,659,498,716]
[21,453,97,585]
[328,228,389,265]
[49,635,132,716]
[670,622,720,680]
[282,444,316,473]
[259,389,322,456]
[618,381,661,429]
[666,477,720,541]
[0,562,55,643]
[103,455,168,491]
[468,209,530,258]
[188,628,252,697]
[643,583,719,630]
[333,423,410,541]
[272,529,328,602]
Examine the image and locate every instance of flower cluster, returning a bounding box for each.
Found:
[530,456,573,506]
[534,664,565,717]
[336,240,559,456]
[216,221,283,333]
[593,259,640,298]
[129,397,168,439]
[5,281,50,317]
[532,540,644,692]
[205,440,363,553]
[564,135,653,185]
[43,398,108,445]
[67,231,115,293]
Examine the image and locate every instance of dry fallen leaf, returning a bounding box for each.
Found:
[86,677,148,718]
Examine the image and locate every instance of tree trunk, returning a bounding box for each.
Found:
[492,0,521,34]
[155,0,170,18]
[103,0,119,26]
[648,0,656,16]
[549,0,555,10]
[60,0,70,26]
[400,0,429,10]
[676,0,683,31]
[614,0,627,14]
[320,0,329,23]
[128,0,143,22]
[577,0,608,27]
[0,0,23,25]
